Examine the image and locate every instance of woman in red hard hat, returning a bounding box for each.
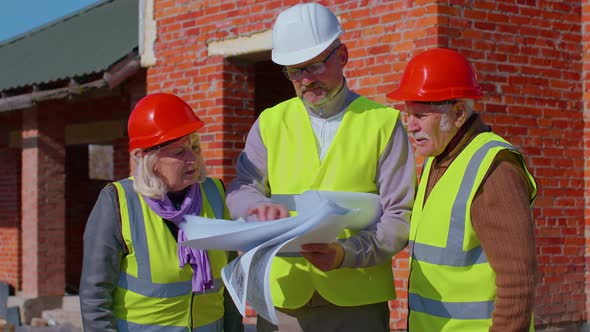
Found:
[80,93,243,332]
[388,48,538,331]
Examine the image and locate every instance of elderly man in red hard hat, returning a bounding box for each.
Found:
[227,2,416,332]
[388,48,538,331]
[80,93,243,332]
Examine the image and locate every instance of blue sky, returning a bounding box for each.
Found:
[0,0,101,43]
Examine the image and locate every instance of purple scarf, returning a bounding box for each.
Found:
[142,183,214,292]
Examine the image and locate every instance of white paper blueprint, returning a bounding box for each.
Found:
[180,191,381,324]
[181,190,381,252]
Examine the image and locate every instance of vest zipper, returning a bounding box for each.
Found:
[319,117,327,161]
[187,293,194,331]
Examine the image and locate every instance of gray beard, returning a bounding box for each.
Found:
[302,81,344,116]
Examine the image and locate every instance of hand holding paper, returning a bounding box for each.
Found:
[179,190,382,325]
[300,242,344,272]
[247,203,289,221]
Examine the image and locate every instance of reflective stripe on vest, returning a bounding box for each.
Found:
[409,141,514,320]
[260,96,400,308]
[409,293,494,320]
[201,178,224,219]
[409,141,514,268]
[409,134,536,331]
[118,272,223,298]
[119,178,152,280]
[119,178,224,286]
[115,178,225,331]
[271,194,302,258]
[117,317,223,332]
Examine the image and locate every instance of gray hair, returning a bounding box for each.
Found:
[439,99,475,132]
[131,133,207,199]
[439,112,452,132]
[459,98,475,116]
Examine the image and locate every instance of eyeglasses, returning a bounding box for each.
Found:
[142,135,186,153]
[282,45,341,81]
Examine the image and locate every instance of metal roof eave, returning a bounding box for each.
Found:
[0,0,139,92]
[0,54,140,113]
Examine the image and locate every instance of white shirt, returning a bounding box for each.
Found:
[310,110,346,161]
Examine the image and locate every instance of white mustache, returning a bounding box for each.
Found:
[411,132,430,141]
[302,84,326,93]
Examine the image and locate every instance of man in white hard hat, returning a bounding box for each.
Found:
[227,3,416,332]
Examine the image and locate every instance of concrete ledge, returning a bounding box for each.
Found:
[536,322,586,332]
[208,30,271,57]
[8,295,82,327]
[15,326,81,332]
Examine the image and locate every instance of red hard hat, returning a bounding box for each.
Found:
[387,48,483,101]
[128,93,204,151]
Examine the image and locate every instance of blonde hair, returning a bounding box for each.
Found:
[131,133,207,199]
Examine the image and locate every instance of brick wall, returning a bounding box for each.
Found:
[583,0,590,327]
[0,69,142,294]
[64,144,88,293]
[21,106,66,297]
[58,79,143,292]
[435,1,584,326]
[147,0,273,182]
[0,111,22,291]
[149,0,587,329]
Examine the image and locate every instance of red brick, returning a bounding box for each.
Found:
[128,0,590,329]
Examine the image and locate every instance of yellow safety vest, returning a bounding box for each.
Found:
[408,132,537,331]
[112,177,228,332]
[259,96,400,309]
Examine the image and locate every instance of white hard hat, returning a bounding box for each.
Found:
[272,3,344,66]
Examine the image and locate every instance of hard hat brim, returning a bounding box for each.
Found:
[272,33,341,66]
[386,88,483,102]
[128,120,204,151]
